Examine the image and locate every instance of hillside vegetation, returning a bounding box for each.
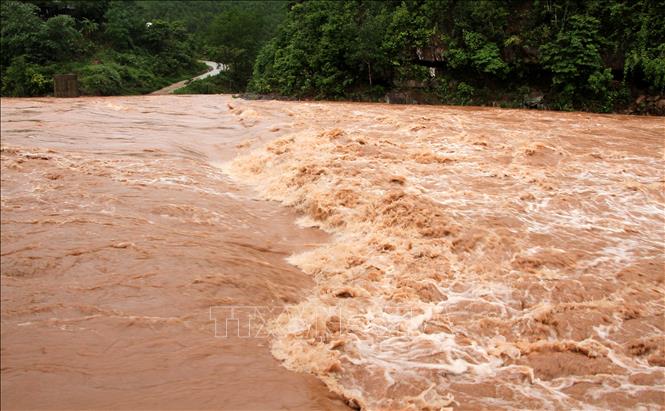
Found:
[1,0,286,96]
[249,0,664,113]
[1,1,211,96]
[1,0,663,114]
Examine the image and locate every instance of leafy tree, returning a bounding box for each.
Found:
[205,1,287,91]
[42,14,88,61]
[0,1,44,68]
[350,3,391,86]
[2,0,663,111]
[624,0,665,91]
[103,1,145,49]
[140,19,197,76]
[79,18,99,39]
[462,30,508,75]
[540,16,605,88]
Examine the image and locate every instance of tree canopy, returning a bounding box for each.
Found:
[249,0,664,112]
[1,0,663,113]
[1,1,206,96]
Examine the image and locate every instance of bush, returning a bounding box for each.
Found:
[434,78,475,105]
[78,64,123,95]
[116,65,159,94]
[174,72,236,94]
[456,82,475,105]
[1,56,52,96]
[462,31,508,76]
[42,14,88,61]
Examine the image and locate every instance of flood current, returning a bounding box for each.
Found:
[1,95,664,410]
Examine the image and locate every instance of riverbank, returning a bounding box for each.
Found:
[237,89,665,116]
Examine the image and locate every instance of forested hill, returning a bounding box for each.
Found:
[1,0,663,114]
[248,0,664,113]
[0,0,286,96]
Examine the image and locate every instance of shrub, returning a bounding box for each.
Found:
[78,64,123,95]
[456,82,475,105]
[1,56,52,96]
[174,72,236,94]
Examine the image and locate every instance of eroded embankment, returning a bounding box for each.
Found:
[225,109,665,410]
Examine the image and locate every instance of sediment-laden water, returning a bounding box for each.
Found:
[0,96,348,410]
[224,103,665,410]
[2,96,664,410]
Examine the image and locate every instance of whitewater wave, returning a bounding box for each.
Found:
[224,114,664,410]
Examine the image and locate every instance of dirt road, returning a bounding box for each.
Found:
[151,61,226,95]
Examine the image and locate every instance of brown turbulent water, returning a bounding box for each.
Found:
[0,96,348,410]
[1,96,664,410]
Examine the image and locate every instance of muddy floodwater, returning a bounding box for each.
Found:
[1,95,664,410]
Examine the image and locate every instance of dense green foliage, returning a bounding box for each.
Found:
[250,0,665,112]
[1,0,205,96]
[1,0,663,113]
[174,72,237,95]
[203,2,287,91]
[1,0,286,96]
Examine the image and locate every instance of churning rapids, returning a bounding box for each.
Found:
[1,95,664,410]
